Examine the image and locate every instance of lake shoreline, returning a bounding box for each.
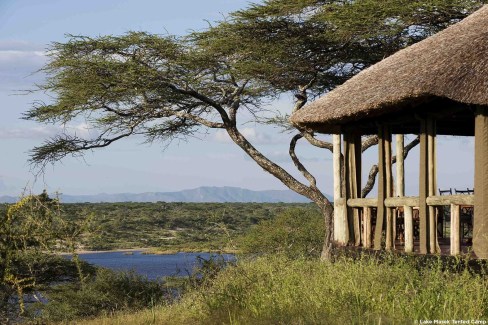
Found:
[58,248,149,255]
[59,247,240,255]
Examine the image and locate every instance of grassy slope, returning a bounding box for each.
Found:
[74,254,488,325]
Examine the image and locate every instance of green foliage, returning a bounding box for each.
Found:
[196,0,486,94]
[58,202,313,251]
[239,208,323,258]
[36,268,169,322]
[77,255,488,325]
[191,255,488,324]
[0,193,95,321]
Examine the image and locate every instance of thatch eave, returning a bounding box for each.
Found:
[290,5,488,135]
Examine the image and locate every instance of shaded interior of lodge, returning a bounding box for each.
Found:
[290,5,488,258]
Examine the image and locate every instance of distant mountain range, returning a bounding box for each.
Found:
[0,186,329,203]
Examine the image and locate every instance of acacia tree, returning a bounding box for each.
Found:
[26,0,485,259]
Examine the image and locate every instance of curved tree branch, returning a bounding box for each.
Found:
[361,135,420,198]
[289,134,317,188]
[361,135,378,153]
[301,131,333,151]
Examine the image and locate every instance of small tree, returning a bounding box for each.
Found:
[0,192,93,319]
[25,0,485,259]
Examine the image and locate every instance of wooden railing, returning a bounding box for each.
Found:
[335,195,474,255]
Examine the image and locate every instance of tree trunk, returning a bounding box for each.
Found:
[317,200,334,261]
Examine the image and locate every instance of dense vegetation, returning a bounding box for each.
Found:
[60,202,317,252]
[74,256,488,324]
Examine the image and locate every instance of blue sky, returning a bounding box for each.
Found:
[0,0,475,197]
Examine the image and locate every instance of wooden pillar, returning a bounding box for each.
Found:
[333,134,347,245]
[427,119,439,253]
[344,131,362,246]
[404,206,414,253]
[343,133,353,244]
[396,134,405,197]
[353,133,362,246]
[473,106,488,259]
[419,119,430,254]
[396,134,405,252]
[384,128,394,250]
[450,204,461,256]
[374,126,386,250]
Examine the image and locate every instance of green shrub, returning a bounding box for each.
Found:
[36,268,169,322]
[239,208,324,258]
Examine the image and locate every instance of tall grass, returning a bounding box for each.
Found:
[74,254,488,325]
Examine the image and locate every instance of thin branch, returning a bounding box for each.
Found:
[30,128,136,171]
[301,131,333,151]
[171,110,225,128]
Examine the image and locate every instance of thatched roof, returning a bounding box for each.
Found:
[290,5,488,135]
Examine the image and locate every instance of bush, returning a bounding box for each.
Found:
[239,208,324,258]
[36,268,170,322]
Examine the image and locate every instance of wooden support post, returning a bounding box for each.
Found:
[353,133,362,246]
[333,134,347,245]
[385,127,394,250]
[396,134,405,197]
[419,119,430,254]
[404,206,414,253]
[343,133,353,244]
[474,106,488,259]
[395,134,405,252]
[427,118,439,253]
[450,204,461,256]
[374,126,386,250]
[344,132,362,246]
[363,207,372,248]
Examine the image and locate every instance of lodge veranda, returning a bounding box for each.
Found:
[291,5,488,259]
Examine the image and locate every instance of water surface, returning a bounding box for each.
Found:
[75,251,234,279]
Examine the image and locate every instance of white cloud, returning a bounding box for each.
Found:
[0,50,46,64]
[214,127,283,145]
[0,123,99,140]
[0,40,48,89]
[0,125,59,139]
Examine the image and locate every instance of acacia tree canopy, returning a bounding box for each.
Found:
[25,0,486,259]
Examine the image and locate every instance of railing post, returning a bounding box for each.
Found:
[404,206,414,253]
[363,207,372,248]
[450,204,461,256]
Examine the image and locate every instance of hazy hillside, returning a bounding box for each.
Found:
[0,186,327,203]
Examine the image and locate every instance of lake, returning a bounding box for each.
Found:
[74,251,235,280]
